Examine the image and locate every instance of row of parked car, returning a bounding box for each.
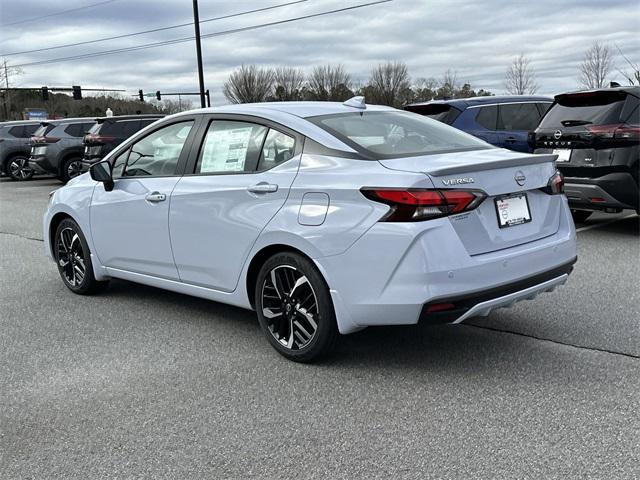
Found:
[0,114,162,182]
[1,86,638,220]
[406,86,639,221]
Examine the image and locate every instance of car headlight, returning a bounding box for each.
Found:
[48,190,57,204]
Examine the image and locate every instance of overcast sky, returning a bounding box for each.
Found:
[1,0,638,106]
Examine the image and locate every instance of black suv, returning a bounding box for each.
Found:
[81,114,163,171]
[0,120,41,180]
[534,86,639,221]
[29,118,96,182]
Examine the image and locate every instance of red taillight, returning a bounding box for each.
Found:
[544,171,564,195]
[587,123,640,142]
[31,136,59,144]
[361,188,486,222]
[83,133,114,144]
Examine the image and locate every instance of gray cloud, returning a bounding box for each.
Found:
[1,0,638,105]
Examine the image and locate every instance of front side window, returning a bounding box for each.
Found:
[497,103,541,131]
[122,121,193,177]
[196,121,268,174]
[310,111,489,159]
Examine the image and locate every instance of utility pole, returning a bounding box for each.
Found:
[192,0,206,108]
[3,60,10,120]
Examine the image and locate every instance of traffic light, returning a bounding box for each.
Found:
[72,85,82,100]
[156,91,161,101]
[41,86,49,101]
[138,89,144,102]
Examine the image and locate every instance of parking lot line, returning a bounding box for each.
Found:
[575,213,637,234]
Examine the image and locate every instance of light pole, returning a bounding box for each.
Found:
[192,0,206,108]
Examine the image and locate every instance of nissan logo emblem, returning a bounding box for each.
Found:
[553,130,562,140]
[514,171,526,186]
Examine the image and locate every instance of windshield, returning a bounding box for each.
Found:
[308,111,489,158]
[539,92,627,128]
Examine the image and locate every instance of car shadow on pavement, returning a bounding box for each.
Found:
[101,278,551,371]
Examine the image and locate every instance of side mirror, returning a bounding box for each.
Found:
[89,160,114,191]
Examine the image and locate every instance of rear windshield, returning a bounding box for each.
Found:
[308,111,489,159]
[539,91,627,128]
[33,124,55,136]
[404,104,461,125]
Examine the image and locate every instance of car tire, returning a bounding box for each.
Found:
[5,156,34,181]
[570,209,592,223]
[255,252,338,362]
[54,218,109,295]
[60,157,83,183]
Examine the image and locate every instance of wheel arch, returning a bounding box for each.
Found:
[245,244,314,309]
[48,212,74,254]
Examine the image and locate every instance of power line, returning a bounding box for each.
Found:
[9,0,392,69]
[1,0,119,27]
[2,0,309,57]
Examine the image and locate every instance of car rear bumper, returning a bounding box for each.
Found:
[564,173,638,211]
[316,197,577,334]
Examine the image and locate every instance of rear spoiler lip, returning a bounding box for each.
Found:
[425,154,557,177]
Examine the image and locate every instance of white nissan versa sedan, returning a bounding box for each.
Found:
[44,98,577,362]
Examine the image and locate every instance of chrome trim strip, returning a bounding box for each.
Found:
[452,274,568,324]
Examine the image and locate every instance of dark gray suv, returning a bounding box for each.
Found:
[29,118,96,183]
[0,120,41,181]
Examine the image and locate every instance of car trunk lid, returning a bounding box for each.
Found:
[378,149,562,255]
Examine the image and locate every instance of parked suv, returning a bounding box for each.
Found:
[533,86,639,221]
[81,115,163,171]
[406,96,553,153]
[29,118,96,183]
[0,120,41,180]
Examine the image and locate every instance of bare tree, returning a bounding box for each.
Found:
[223,65,275,104]
[438,69,458,99]
[505,54,539,94]
[273,66,305,101]
[579,42,613,89]
[306,64,353,101]
[367,61,412,107]
[1,58,24,120]
[615,43,640,85]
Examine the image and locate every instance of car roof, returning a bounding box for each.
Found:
[407,95,554,110]
[193,101,395,119]
[40,118,97,126]
[95,114,164,123]
[554,86,640,100]
[0,120,43,126]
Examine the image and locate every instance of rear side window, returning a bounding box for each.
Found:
[539,91,628,128]
[475,106,498,130]
[88,122,102,134]
[64,123,83,137]
[405,104,461,125]
[497,103,542,131]
[9,125,38,137]
[195,120,268,174]
[258,129,296,171]
[119,120,142,138]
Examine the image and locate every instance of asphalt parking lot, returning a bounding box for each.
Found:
[1,176,639,479]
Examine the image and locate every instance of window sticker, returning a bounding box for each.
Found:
[201,126,253,173]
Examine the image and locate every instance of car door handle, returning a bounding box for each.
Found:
[247,183,278,194]
[505,136,517,142]
[145,192,166,202]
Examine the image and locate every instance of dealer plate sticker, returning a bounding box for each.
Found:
[552,148,571,163]
[495,193,532,228]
